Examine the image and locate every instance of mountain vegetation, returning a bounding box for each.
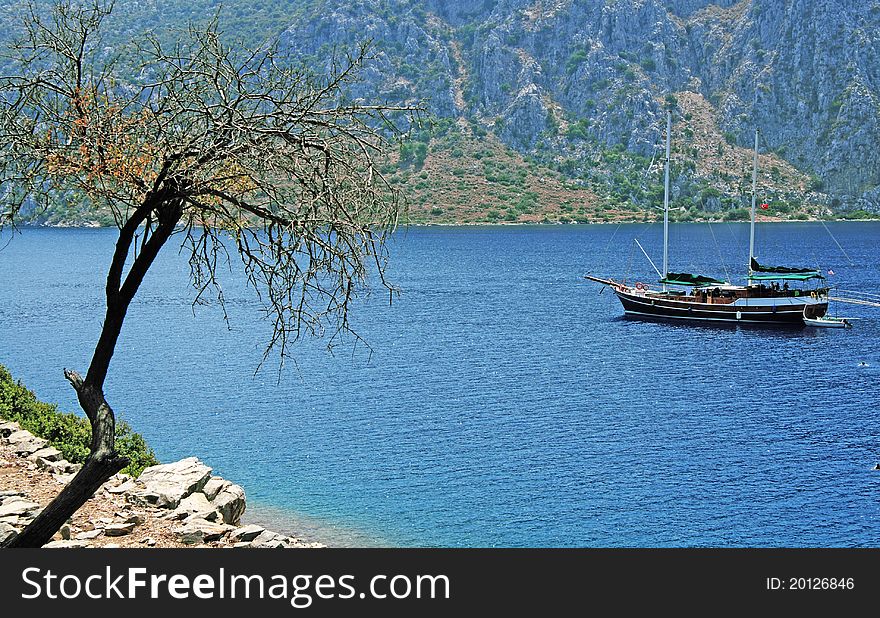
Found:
[2,0,878,225]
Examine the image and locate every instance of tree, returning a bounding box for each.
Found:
[0,0,417,547]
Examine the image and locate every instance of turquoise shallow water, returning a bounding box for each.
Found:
[1,222,879,547]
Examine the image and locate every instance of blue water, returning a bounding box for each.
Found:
[1,222,879,547]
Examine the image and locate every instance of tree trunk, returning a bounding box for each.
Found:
[6,199,182,547]
[7,453,128,547]
[7,369,129,547]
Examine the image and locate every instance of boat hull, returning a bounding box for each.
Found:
[612,289,826,325]
[803,317,851,328]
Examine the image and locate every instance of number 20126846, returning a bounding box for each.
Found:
[767,577,854,591]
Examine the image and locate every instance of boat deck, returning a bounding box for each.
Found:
[642,284,828,306]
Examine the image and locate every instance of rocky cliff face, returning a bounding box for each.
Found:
[1,0,874,215]
[277,0,880,210]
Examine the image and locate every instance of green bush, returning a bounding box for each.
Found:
[566,48,589,74]
[0,364,158,476]
[723,208,750,221]
[399,141,429,169]
[566,118,591,141]
[770,200,792,213]
[843,209,873,220]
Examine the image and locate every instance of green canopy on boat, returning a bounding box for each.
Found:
[658,272,726,286]
[750,257,817,275]
[748,272,825,281]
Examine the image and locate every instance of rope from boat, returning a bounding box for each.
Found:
[723,219,748,274]
[634,238,663,278]
[595,222,623,274]
[707,220,731,284]
[820,220,856,266]
[625,239,636,286]
[829,296,880,308]
[836,289,880,301]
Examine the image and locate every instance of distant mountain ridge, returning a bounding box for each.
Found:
[3,0,879,225]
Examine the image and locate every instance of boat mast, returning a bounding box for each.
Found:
[748,128,758,284]
[662,110,671,292]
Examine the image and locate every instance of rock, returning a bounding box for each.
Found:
[52,473,76,485]
[17,511,41,525]
[60,524,71,540]
[123,513,145,526]
[36,457,68,473]
[211,483,246,525]
[0,420,21,437]
[43,540,90,548]
[202,477,232,501]
[229,524,265,543]
[0,490,25,498]
[106,480,137,494]
[35,457,53,471]
[103,474,132,493]
[7,430,49,455]
[75,530,102,541]
[140,537,157,546]
[0,516,20,526]
[288,540,312,548]
[4,429,33,444]
[14,439,50,456]
[0,522,19,546]
[27,446,62,462]
[129,457,212,509]
[0,499,41,518]
[81,521,95,532]
[166,492,217,522]
[104,522,137,537]
[172,518,234,545]
[249,530,288,549]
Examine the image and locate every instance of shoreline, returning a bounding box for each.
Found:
[243,500,391,548]
[0,419,325,548]
[0,364,374,549]
[400,218,880,226]
[8,217,880,230]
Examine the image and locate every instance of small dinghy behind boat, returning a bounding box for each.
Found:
[802,314,854,328]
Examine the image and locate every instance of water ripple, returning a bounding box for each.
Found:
[0,223,878,547]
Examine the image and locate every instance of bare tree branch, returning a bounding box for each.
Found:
[0,0,422,547]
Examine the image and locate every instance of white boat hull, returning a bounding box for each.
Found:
[803,317,852,328]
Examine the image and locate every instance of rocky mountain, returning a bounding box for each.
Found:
[275,0,880,215]
[3,0,879,224]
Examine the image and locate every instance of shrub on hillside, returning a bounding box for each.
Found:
[0,365,158,476]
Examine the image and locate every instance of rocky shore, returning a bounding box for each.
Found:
[0,419,323,549]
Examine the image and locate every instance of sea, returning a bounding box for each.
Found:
[1,221,878,547]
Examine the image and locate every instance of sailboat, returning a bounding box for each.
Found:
[585,112,830,325]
